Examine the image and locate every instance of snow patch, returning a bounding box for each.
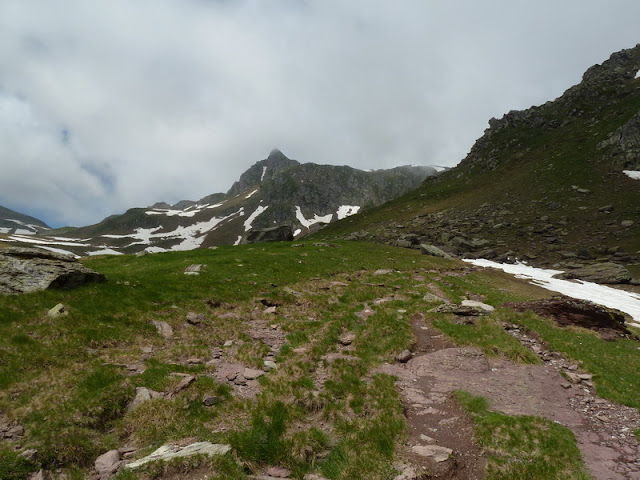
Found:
[293,228,302,237]
[432,166,448,172]
[234,236,242,246]
[8,235,90,247]
[245,189,259,199]
[623,170,640,180]
[463,259,640,327]
[87,248,123,256]
[244,205,269,232]
[635,70,640,79]
[295,206,333,229]
[261,166,267,182]
[336,205,360,220]
[207,203,224,209]
[0,227,10,234]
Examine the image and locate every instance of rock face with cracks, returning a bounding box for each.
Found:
[0,247,106,294]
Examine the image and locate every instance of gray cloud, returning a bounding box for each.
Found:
[1,0,639,226]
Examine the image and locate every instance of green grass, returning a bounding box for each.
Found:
[511,310,640,408]
[455,391,590,480]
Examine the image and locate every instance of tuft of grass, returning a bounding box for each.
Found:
[0,443,37,479]
[455,391,590,480]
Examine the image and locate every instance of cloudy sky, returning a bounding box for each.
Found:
[1,0,639,227]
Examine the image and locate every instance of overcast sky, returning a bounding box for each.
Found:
[1,0,639,228]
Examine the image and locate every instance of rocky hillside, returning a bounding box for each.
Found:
[0,206,50,235]
[2,150,437,256]
[319,44,640,270]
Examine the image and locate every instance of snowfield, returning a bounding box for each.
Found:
[623,170,640,180]
[336,205,360,220]
[295,206,333,229]
[244,205,269,232]
[464,259,640,327]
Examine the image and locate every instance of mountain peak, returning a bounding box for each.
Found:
[267,148,288,161]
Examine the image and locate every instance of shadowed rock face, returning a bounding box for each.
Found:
[245,224,294,244]
[507,296,636,341]
[0,247,106,294]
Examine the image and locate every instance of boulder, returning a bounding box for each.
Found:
[419,244,453,259]
[553,262,632,284]
[124,442,231,470]
[95,449,121,479]
[0,247,106,294]
[245,224,294,244]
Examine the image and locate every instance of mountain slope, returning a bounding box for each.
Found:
[0,206,50,235]
[4,150,438,256]
[318,44,640,268]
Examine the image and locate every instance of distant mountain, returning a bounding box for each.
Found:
[0,206,50,235]
[318,44,640,268]
[6,150,439,256]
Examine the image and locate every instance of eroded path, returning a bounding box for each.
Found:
[381,312,640,480]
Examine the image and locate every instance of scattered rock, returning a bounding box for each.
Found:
[203,396,222,406]
[506,296,636,340]
[127,387,163,411]
[0,247,106,295]
[47,303,68,318]
[461,299,495,312]
[244,368,265,380]
[374,269,394,275]
[419,244,453,259]
[410,444,453,462]
[95,450,121,479]
[265,466,291,478]
[264,360,277,371]
[338,332,356,346]
[564,372,582,384]
[151,320,174,340]
[396,349,413,363]
[553,262,632,284]
[423,293,444,303]
[186,312,208,325]
[19,449,38,462]
[223,340,234,347]
[431,303,491,316]
[124,442,231,470]
[171,375,195,395]
[621,220,634,227]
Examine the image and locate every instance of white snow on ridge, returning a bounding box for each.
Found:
[336,205,360,220]
[244,205,268,232]
[87,248,123,256]
[146,209,197,218]
[261,166,267,182]
[464,259,640,327]
[8,235,91,247]
[102,210,244,251]
[4,218,50,231]
[295,206,333,229]
[245,189,259,199]
[623,170,640,180]
[207,203,224,209]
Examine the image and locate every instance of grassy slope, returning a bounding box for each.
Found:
[1,242,639,478]
[316,77,640,259]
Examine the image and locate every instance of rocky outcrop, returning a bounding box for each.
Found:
[553,262,632,284]
[245,224,294,244]
[598,111,640,170]
[0,248,106,294]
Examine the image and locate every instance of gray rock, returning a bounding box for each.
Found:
[19,449,38,462]
[128,387,163,411]
[265,466,291,478]
[184,264,203,275]
[186,312,208,324]
[419,244,453,259]
[338,332,356,345]
[621,220,634,227]
[0,247,106,295]
[264,360,277,370]
[243,368,265,380]
[152,320,174,339]
[553,262,632,284]
[47,303,68,318]
[423,293,444,303]
[461,299,495,312]
[95,449,121,478]
[410,444,453,462]
[304,475,330,480]
[431,303,491,316]
[396,349,412,363]
[203,396,222,406]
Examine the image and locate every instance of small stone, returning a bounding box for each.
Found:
[420,434,436,443]
[266,466,291,478]
[423,293,444,303]
[244,368,265,380]
[187,357,204,365]
[264,306,277,314]
[304,475,330,480]
[264,360,277,371]
[186,312,208,325]
[338,332,356,346]
[233,374,247,386]
[172,375,195,394]
[151,320,174,340]
[560,382,572,389]
[564,372,582,384]
[374,269,394,275]
[203,396,222,406]
[621,220,634,227]
[184,264,203,275]
[223,340,234,347]
[396,350,412,363]
[19,449,37,461]
[461,299,495,312]
[47,303,68,318]
[95,449,121,476]
[578,373,593,381]
[411,444,453,462]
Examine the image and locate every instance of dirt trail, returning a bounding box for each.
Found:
[381,313,640,480]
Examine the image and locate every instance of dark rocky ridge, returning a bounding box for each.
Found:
[321,44,640,269]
